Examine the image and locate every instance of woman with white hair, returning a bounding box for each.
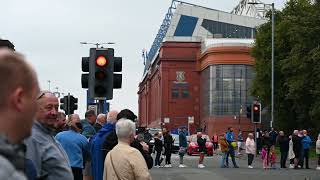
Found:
[316,134,320,170]
[245,133,255,168]
[103,119,152,180]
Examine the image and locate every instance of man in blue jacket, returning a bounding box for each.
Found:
[301,130,312,169]
[225,127,239,168]
[91,110,118,180]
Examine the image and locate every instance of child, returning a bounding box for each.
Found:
[219,134,229,168]
[261,145,268,169]
[270,146,277,169]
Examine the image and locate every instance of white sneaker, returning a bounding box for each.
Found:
[316,166,320,170]
[155,165,160,168]
[248,165,253,169]
[164,164,169,168]
[289,164,294,169]
[168,164,172,168]
[178,164,185,168]
[198,164,205,168]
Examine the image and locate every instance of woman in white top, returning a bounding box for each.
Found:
[245,133,255,168]
[316,134,320,170]
[288,135,295,168]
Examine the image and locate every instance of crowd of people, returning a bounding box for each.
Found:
[218,127,320,170]
[0,48,153,180]
[0,47,320,180]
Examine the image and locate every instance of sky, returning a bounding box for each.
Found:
[0,0,285,118]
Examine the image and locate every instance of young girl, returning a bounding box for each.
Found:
[219,134,229,168]
[261,145,268,169]
[270,146,277,169]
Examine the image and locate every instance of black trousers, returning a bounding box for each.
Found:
[165,148,172,164]
[318,155,320,166]
[280,151,288,168]
[301,149,310,168]
[248,154,254,166]
[71,167,83,180]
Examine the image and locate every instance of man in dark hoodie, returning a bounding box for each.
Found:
[278,131,289,168]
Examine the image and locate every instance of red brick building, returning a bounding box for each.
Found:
[138,3,265,137]
[138,40,257,137]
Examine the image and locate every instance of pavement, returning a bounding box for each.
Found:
[150,153,320,180]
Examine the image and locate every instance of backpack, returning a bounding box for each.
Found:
[101,130,118,158]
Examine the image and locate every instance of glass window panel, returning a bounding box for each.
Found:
[172,89,179,99]
[181,89,190,98]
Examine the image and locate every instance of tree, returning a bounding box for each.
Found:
[251,0,320,136]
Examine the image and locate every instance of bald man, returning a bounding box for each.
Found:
[0,49,40,180]
[24,92,73,180]
[91,110,119,180]
[94,114,106,132]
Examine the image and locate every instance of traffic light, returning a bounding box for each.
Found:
[252,103,261,123]
[60,96,68,113]
[113,56,122,89]
[89,48,114,99]
[60,95,78,115]
[81,57,89,89]
[246,105,251,119]
[69,96,78,114]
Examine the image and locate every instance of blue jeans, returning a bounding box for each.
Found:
[155,151,161,166]
[226,145,238,167]
[220,152,227,167]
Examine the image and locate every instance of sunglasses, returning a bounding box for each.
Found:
[37,92,52,100]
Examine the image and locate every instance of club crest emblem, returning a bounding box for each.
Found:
[176,71,185,82]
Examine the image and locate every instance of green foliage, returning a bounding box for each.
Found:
[251,0,320,136]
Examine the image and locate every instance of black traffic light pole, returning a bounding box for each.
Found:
[98,100,104,114]
[67,93,71,116]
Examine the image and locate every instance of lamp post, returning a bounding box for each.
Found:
[248,2,275,128]
[80,42,115,48]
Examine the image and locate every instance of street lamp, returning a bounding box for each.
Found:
[248,1,275,128]
[80,42,115,48]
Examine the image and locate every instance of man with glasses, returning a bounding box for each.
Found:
[25,91,73,180]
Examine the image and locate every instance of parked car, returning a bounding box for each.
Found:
[187,134,213,156]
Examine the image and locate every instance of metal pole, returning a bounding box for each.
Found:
[254,123,257,156]
[98,100,104,114]
[239,69,242,131]
[67,93,70,115]
[48,80,51,91]
[271,3,275,128]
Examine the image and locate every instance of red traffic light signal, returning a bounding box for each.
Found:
[96,56,108,67]
[252,103,261,123]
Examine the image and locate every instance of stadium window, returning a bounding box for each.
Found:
[181,89,190,98]
[172,89,179,99]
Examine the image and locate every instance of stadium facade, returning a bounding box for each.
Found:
[138,1,267,136]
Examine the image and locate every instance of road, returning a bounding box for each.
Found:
[150,154,320,180]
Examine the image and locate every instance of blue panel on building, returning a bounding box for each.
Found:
[174,15,198,36]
